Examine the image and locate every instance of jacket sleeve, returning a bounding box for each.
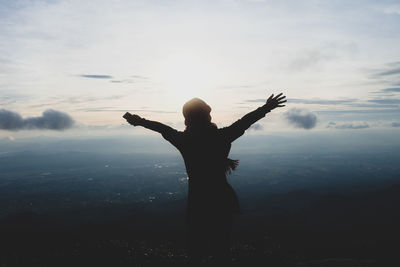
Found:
[138,118,182,149]
[221,104,271,142]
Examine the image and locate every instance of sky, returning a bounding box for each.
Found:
[1,0,400,140]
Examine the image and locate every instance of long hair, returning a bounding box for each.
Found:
[182,98,239,174]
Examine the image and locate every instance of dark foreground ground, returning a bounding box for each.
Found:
[1,184,399,267]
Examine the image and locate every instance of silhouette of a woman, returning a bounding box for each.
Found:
[123,93,286,264]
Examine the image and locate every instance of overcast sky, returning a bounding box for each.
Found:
[1,0,400,138]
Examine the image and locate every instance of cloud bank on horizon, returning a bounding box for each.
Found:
[0,109,75,131]
[284,108,317,129]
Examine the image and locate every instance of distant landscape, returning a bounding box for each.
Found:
[1,134,399,266]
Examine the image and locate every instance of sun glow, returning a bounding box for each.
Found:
[154,52,224,103]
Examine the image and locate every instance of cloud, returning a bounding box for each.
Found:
[130,75,148,79]
[315,109,400,115]
[392,122,400,127]
[109,75,148,83]
[382,4,400,15]
[0,96,16,105]
[288,42,357,71]
[0,109,75,131]
[327,122,370,129]
[249,123,263,131]
[284,108,317,129]
[288,98,356,105]
[374,62,400,77]
[377,68,400,76]
[80,74,113,79]
[326,122,336,128]
[222,84,256,90]
[80,74,149,83]
[0,110,23,130]
[245,98,357,105]
[80,74,147,82]
[245,99,266,103]
[382,87,400,93]
[110,79,135,84]
[76,108,176,114]
[368,98,400,104]
[289,50,332,70]
[340,123,369,129]
[28,95,125,109]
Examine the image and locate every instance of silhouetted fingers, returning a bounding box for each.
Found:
[274,93,283,99]
[277,104,285,107]
[277,95,286,101]
[278,100,287,104]
[267,94,274,101]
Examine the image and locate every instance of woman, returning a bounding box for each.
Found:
[123,93,286,264]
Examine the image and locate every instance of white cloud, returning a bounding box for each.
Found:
[327,121,370,129]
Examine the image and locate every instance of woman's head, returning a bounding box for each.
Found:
[182,98,212,127]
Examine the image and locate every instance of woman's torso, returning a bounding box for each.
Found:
[177,125,240,216]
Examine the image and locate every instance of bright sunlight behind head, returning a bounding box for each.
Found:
[154,51,224,104]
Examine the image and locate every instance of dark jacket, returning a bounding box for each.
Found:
[137,104,271,219]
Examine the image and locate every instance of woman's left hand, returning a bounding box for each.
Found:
[265,93,286,111]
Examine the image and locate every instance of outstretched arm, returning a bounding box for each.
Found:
[222,93,286,142]
[123,112,181,147]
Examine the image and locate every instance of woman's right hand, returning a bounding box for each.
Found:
[123,112,142,126]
